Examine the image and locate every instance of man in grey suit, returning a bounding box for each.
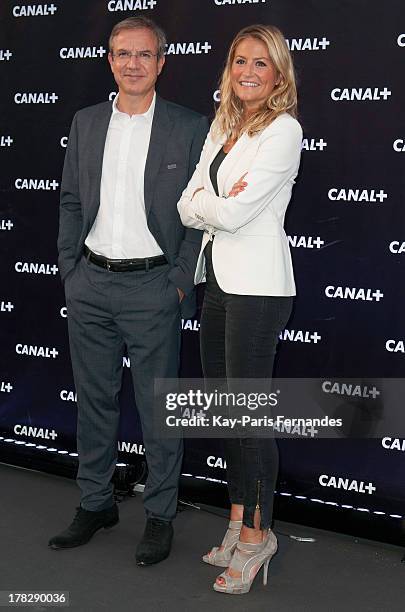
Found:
[49,16,208,565]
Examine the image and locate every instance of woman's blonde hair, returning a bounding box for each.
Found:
[214,24,297,139]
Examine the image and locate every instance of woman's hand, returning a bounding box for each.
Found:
[227,173,248,198]
[192,187,204,199]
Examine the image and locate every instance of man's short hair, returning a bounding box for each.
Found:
[109,16,167,58]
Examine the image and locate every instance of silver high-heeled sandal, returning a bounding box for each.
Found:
[213,529,278,594]
[202,520,242,567]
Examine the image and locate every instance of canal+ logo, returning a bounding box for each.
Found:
[14,424,58,440]
[331,87,391,101]
[288,235,324,249]
[16,344,59,358]
[165,41,212,55]
[60,46,107,60]
[15,262,58,275]
[279,329,321,344]
[15,178,59,191]
[108,0,157,10]
[302,138,327,152]
[13,4,57,17]
[319,474,376,494]
[322,381,380,399]
[14,92,59,104]
[328,188,387,203]
[286,37,330,51]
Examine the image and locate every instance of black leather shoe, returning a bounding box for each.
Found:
[48,504,119,549]
[135,518,173,565]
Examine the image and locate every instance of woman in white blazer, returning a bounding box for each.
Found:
[177,24,302,594]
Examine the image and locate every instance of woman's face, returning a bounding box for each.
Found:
[230,37,279,112]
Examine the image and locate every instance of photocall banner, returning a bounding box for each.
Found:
[1,0,405,527]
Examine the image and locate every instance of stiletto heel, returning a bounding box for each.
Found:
[213,529,278,594]
[263,557,270,585]
[202,519,242,567]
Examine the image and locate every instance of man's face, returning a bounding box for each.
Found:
[108,27,165,98]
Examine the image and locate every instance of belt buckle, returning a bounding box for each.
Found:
[106,260,111,272]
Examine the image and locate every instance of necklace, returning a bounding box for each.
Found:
[223,135,237,153]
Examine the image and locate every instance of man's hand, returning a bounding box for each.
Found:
[227,173,248,198]
[177,288,185,303]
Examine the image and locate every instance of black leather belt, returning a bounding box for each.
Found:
[84,245,167,272]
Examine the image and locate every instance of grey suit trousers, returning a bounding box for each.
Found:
[65,254,182,521]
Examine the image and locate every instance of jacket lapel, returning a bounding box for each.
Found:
[216,133,252,196]
[205,137,224,192]
[89,102,112,226]
[144,95,172,216]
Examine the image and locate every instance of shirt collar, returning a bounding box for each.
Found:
[112,91,156,123]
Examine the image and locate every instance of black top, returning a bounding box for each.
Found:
[209,147,228,196]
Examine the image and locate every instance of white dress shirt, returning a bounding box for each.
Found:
[85,92,163,259]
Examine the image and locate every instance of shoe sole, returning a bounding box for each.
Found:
[48,517,119,549]
[135,550,170,566]
[202,555,230,567]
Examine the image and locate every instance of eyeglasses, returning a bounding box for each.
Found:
[111,51,159,63]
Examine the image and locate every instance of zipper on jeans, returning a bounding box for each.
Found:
[256,479,261,510]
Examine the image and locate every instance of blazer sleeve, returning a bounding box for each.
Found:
[177,124,216,231]
[57,112,83,283]
[181,117,302,234]
[167,114,209,295]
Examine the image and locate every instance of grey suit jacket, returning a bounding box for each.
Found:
[57,95,209,317]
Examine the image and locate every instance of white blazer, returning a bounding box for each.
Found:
[177,112,302,296]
